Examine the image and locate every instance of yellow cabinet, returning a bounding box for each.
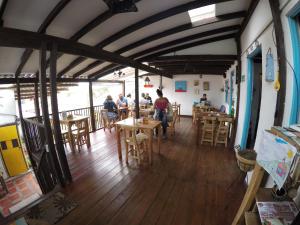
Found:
[0,124,28,177]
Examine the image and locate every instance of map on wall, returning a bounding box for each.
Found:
[175,81,187,92]
[257,131,297,189]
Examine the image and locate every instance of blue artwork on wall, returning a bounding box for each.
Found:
[175,81,187,92]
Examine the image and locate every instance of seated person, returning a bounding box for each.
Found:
[140,93,149,106]
[145,93,153,105]
[200,93,207,103]
[219,105,226,113]
[103,95,118,120]
[116,93,128,116]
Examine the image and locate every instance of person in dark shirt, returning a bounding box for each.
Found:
[200,93,207,103]
[145,93,153,105]
[103,95,118,120]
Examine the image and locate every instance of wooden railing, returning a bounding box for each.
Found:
[28,105,104,133]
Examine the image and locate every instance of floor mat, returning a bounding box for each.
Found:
[25,192,78,225]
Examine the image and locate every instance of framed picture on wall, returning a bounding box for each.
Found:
[194,80,199,86]
[175,81,187,92]
[194,88,200,95]
[203,81,210,91]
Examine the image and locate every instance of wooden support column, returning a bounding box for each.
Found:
[122,81,125,96]
[269,0,286,126]
[49,42,72,183]
[230,37,242,148]
[159,75,162,90]
[34,83,40,117]
[135,68,140,118]
[89,81,96,132]
[39,42,65,187]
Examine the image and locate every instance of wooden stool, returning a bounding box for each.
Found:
[201,116,217,146]
[215,117,233,147]
[72,120,89,151]
[124,128,149,165]
[101,109,116,133]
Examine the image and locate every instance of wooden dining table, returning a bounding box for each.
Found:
[115,117,162,164]
[60,115,91,152]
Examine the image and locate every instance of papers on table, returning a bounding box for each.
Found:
[257,201,299,225]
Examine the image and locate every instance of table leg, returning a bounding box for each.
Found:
[116,125,122,160]
[68,123,75,152]
[86,120,91,148]
[146,129,153,164]
[157,125,161,154]
[196,119,199,145]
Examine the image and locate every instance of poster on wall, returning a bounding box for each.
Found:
[257,131,297,189]
[194,80,199,86]
[203,81,209,91]
[175,81,187,92]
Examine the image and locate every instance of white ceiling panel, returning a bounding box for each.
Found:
[67,58,99,76]
[3,0,60,31]
[79,62,112,78]
[0,47,24,73]
[46,0,107,39]
[164,38,237,55]
[77,0,191,46]
[121,18,242,57]
[216,0,251,15]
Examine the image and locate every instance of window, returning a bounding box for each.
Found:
[188,4,215,23]
[0,141,7,150]
[12,139,19,148]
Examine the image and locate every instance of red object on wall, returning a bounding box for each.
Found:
[144,84,153,88]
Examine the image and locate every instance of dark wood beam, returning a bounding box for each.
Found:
[62,0,232,78]
[89,33,237,80]
[269,0,286,126]
[14,0,71,75]
[96,0,231,48]
[135,68,139,119]
[49,42,72,182]
[166,70,226,75]
[0,27,163,76]
[57,57,86,78]
[149,55,238,62]
[0,0,8,26]
[159,65,230,71]
[151,61,235,67]
[239,0,260,35]
[140,33,237,61]
[132,28,239,60]
[73,60,103,78]
[78,24,241,79]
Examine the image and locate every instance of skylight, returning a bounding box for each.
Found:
[188,4,215,23]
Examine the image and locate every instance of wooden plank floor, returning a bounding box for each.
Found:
[58,118,246,225]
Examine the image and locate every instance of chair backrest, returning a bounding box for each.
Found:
[101,109,109,120]
[202,116,216,127]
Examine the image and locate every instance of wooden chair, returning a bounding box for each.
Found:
[215,117,233,147]
[168,111,178,136]
[124,128,149,165]
[201,116,217,146]
[101,109,116,133]
[72,119,89,151]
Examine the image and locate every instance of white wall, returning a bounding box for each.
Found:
[236,0,300,187]
[125,75,225,116]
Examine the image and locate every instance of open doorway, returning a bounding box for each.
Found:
[241,48,262,149]
[246,52,262,149]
